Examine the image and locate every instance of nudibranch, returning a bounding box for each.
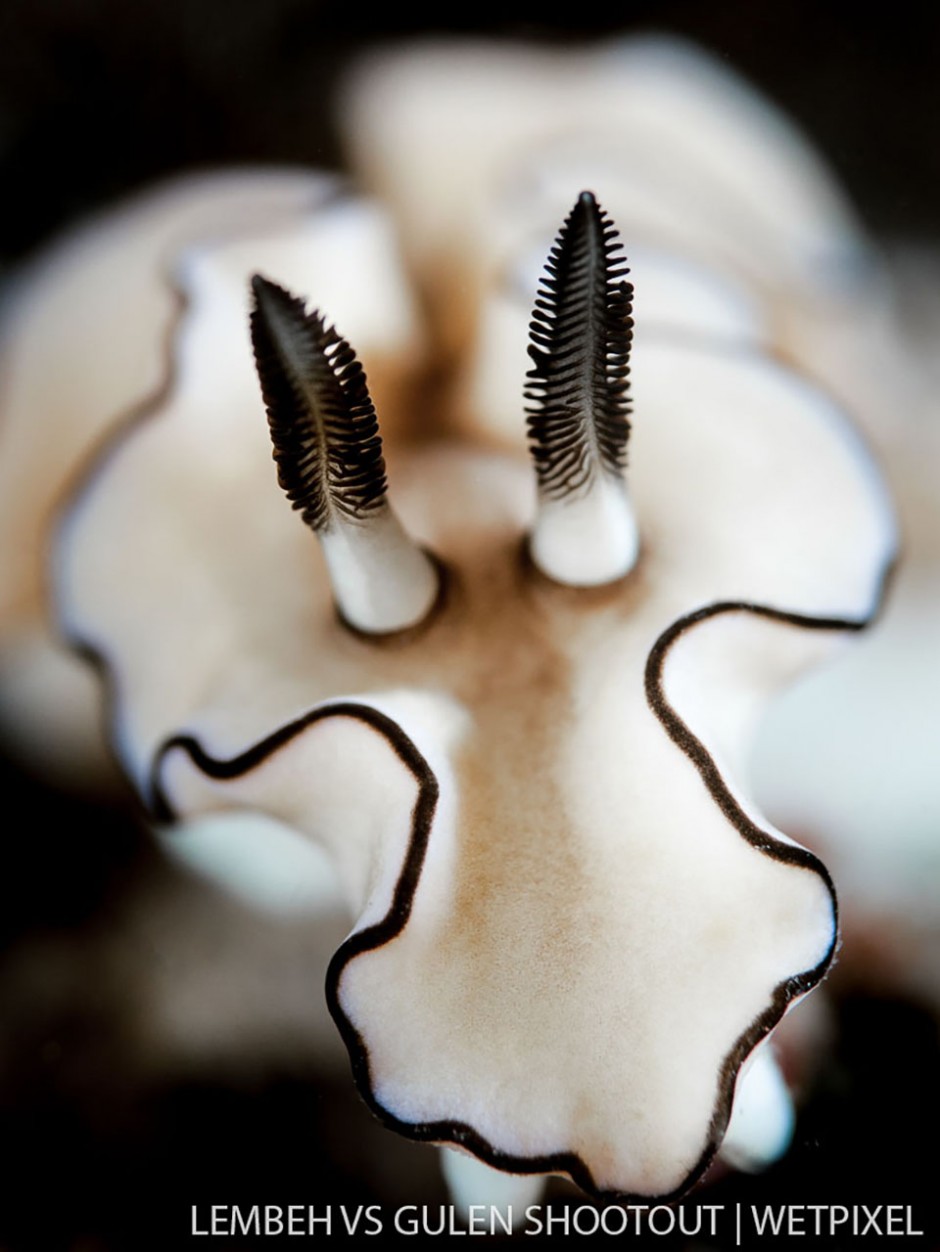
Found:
[53,160,895,1199]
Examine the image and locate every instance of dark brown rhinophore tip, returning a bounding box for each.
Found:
[249,274,388,533]
[524,191,634,499]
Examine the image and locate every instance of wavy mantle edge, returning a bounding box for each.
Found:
[55,442,894,1198]
[74,571,886,1204]
[44,190,897,1199]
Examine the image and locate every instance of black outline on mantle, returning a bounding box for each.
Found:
[45,176,898,1202]
[145,565,893,1203]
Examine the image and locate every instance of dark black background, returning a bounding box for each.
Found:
[2,0,940,264]
[0,3,938,1249]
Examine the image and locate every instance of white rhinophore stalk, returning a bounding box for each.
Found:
[321,508,438,633]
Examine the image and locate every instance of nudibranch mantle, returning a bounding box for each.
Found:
[55,180,894,1200]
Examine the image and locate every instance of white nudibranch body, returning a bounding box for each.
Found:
[0,35,900,1206]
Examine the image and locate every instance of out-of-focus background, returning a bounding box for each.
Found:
[0,4,938,1249]
[3,1,940,263]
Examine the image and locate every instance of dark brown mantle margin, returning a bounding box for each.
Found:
[144,561,894,1204]
[39,169,898,1203]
